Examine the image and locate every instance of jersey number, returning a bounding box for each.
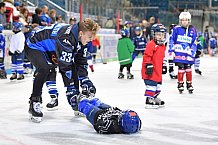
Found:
[60,51,72,62]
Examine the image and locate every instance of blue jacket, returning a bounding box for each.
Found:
[169,25,197,64]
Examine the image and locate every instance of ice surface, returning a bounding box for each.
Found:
[0,56,218,145]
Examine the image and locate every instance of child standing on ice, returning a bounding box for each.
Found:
[117,29,134,79]
[141,24,167,108]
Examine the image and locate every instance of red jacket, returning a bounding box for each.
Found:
[141,40,166,82]
[92,38,100,47]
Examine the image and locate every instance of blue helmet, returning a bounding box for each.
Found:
[119,110,141,134]
[151,23,166,45]
[135,26,142,32]
[0,24,3,33]
[13,22,22,32]
[120,29,129,37]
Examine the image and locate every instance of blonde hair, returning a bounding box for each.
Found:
[79,18,99,35]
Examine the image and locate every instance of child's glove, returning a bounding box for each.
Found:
[145,64,153,75]
[162,62,167,74]
[80,77,96,97]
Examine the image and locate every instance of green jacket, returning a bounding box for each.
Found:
[117,37,134,65]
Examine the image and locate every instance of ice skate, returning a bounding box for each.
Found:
[0,70,7,79]
[178,82,184,94]
[73,105,85,117]
[10,73,17,81]
[127,72,134,79]
[29,101,43,123]
[186,81,194,94]
[169,72,177,79]
[145,97,165,109]
[46,95,58,111]
[195,69,202,75]
[17,74,24,80]
[118,72,124,79]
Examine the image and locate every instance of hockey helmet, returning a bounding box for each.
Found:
[135,26,142,32]
[120,29,129,37]
[179,12,191,26]
[12,22,22,32]
[151,23,167,45]
[0,24,4,33]
[119,110,141,134]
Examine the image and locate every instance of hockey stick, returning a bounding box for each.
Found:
[98,51,107,64]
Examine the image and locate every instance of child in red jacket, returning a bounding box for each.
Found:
[141,24,167,108]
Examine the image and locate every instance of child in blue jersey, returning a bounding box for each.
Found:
[78,96,141,134]
[169,12,197,94]
[9,22,25,80]
[209,33,217,56]
[0,24,6,79]
[132,26,147,61]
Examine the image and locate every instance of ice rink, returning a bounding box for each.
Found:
[0,55,218,145]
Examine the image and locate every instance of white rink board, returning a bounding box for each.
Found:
[0,56,218,145]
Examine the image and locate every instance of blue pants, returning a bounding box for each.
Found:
[78,98,111,125]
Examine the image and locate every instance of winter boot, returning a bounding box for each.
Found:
[46,95,58,111]
[118,72,124,79]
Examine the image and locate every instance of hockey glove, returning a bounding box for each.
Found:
[80,77,96,97]
[66,86,79,110]
[98,45,101,50]
[145,64,153,75]
[162,63,167,74]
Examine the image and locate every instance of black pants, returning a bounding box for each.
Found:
[119,63,132,72]
[24,45,51,102]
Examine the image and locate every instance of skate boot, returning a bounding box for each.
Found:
[145,97,165,109]
[186,81,194,94]
[17,74,24,80]
[29,100,43,123]
[0,70,7,79]
[195,69,202,75]
[10,73,17,80]
[118,72,124,79]
[127,72,134,79]
[169,72,177,79]
[178,82,184,94]
[46,95,58,111]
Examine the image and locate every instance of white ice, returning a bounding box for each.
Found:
[1,56,218,145]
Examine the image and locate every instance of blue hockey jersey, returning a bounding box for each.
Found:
[169,25,197,64]
[26,23,89,85]
[133,35,146,51]
[209,37,217,48]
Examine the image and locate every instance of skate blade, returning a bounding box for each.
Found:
[74,111,85,117]
[29,114,42,123]
[47,106,58,111]
[145,105,160,109]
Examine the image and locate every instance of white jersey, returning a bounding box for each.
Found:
[9,31,25,53]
